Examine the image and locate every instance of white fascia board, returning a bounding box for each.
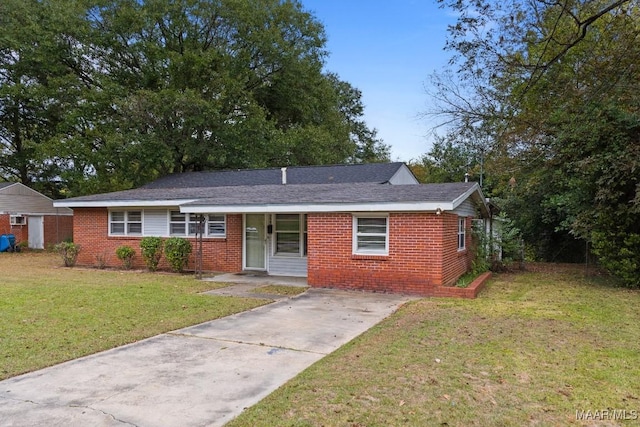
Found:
[53,199,198,208]
[181,201,455,214]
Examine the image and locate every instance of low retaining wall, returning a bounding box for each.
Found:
[432,271,492,299]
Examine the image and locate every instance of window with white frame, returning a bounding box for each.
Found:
[169,211,187,235]
[458,217,466,250]
[10,215,25,225]
[353,215,388,255]
[170,211,226,237]
[207,214,226,237]
[109,210,142,235]
[274,214,307,256]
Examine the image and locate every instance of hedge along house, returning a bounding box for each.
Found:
[0,182,74,249]
[54,163,490,296]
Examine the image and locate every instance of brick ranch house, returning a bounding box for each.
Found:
[0,182,73,249]
[54,163,490,295]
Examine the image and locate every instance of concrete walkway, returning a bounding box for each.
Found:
[0,288,414,427]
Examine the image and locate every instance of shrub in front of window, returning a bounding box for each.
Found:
[164,237,192,273]
[140,237,164,271]
[54,242,80,267]
[115,245,136,270]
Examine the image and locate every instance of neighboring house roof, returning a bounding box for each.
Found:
[141,162,417,188]
[0,182,73,215]
[54,182,489,216]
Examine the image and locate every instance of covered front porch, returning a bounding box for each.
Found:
[243,213,308,277]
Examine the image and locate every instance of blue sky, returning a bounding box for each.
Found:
[301,0,456,162]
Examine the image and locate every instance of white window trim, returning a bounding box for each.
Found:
[107,210,226,238]
[272,213,307,257]
[168,211,227,238]
[108,210,143,236]
[207,214,227,238]
[10,214,26,226]
[458,216,466,251]
[352,214,389,255]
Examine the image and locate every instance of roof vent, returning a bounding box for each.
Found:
[281,167,287,185]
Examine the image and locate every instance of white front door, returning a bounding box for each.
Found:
[28,216,44,249]
[244,214,266,270]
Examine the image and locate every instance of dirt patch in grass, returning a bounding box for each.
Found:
[229,266,640,426]
[250,285,308,296]
[0,252,267,380]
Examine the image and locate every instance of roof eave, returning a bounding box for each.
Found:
[181,201,455,214]
[53,199,198,208]
[451,183,490,217]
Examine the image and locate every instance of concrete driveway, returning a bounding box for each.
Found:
[0,288,413,427]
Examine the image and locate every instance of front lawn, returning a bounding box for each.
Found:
[230,267,640,426]
[0,252,267,380]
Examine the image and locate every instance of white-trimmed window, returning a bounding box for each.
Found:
[458,217,466,250]
[274,214,307,256]
[353,215,389,255]
[10,215,26,225]
[170,211,226,237]
[207,214,226,237]
[109,210,142,236]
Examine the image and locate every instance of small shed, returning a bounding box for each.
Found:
[0,183,73,249]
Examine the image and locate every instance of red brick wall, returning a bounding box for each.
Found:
[0,214,27,244]
[70,208,475,293]
[43,215,74,247]
[441,215,473,286]
[0,214,72,248]
[307,212,473,295]
[72,208,242,272]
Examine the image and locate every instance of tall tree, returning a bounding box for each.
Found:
[0,0,388,197]
[430,0,640,285]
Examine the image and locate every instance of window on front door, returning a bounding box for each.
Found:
[274,214,307,256]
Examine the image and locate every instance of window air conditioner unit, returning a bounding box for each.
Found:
[10,215,26,225]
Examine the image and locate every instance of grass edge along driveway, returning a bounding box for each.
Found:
[229,268,640,427]
[0,252,267,380]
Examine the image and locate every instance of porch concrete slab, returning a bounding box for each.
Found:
[207,272,308,287]
[202,282,304,300]
[0,289,414,427]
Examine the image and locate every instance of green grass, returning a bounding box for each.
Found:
[251,284,308,296]
[0,252,267,380]
[229,267,640,426]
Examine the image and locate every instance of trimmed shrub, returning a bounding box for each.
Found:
[115,245,135,270]
[54,242,80,267]
[164,237,192,273]
[140,237,164,271]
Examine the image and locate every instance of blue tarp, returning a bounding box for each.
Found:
[0,234,16,252]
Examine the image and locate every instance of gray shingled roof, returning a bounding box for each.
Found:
[56,182,479,205]
[0,182,14,190]
[142,162,408,188]
[184,182,479,206]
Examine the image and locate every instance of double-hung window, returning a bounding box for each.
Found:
[274,214,307,256]
[109,211,142,236]
[458,217,466,251]
[353,215,388,255]
[169,211,200,235]
[170,211,226,237]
